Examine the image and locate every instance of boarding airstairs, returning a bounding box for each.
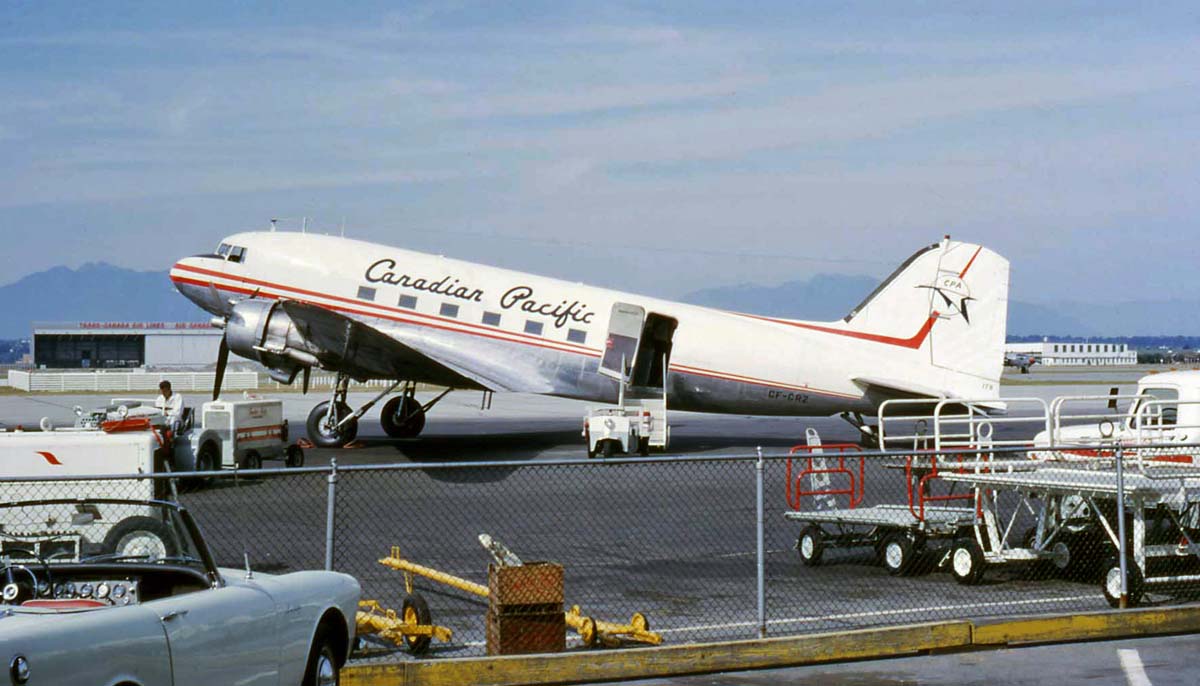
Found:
[583,352,671,457]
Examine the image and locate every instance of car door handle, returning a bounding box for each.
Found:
[160,609,189,622]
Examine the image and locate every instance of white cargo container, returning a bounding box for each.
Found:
[0,425,168,559]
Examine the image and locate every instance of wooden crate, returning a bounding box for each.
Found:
[486,609,566,656]
[486,562,565,655]
[488,562,564,607]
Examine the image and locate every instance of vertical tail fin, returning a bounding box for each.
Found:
[845,237,1010,398]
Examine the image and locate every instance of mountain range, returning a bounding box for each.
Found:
[0,263,202,338]
[0,263,1195,338]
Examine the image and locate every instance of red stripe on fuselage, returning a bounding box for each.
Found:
[171,266,864,403]
[736,312,940,350]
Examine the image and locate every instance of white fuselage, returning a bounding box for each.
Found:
[171,232,995,416]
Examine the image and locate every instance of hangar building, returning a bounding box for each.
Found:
[1006,340,1137,366]
[32,321,220,369]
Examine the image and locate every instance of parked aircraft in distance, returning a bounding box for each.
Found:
[1004,352,1038,374]
[171,231,1009,448]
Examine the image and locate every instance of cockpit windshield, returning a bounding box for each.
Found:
[214,242,247,263]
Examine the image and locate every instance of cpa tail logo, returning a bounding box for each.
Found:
[917,272,974,325]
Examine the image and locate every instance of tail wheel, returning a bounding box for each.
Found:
[381,396,426,439]
[306,401,357,449]
[402,592,433,655]
[881,533,916,576]
[798,525,825,567]
[950,538,986,585]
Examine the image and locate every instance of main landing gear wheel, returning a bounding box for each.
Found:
[380,396,426,439]
[798,526,825,567]
[307,400,358,449]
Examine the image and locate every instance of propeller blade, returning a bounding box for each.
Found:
[302,366,311,395]
[214,337,229,401]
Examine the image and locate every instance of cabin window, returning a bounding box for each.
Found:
[567,329,587,344]
[524,320,543,336]
[228,246,246,263]
[482,312,502,327]
[357,286,377,301]
[398,295,418,309]
[439,303,459,318]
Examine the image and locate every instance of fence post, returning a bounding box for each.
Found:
[756,446,766,638]
[325,457,339,571]
[1115,444,1128,608]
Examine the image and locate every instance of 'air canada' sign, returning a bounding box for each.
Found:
[365,259,595,329]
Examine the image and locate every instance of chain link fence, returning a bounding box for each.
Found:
[5,443,1200,661]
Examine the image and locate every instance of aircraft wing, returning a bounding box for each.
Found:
[279,301,555,393]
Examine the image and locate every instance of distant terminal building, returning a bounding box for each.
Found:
[1006,340,1137,367]
[32,321,220,369]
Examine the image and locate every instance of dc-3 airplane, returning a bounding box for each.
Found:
[170,230,1009,450]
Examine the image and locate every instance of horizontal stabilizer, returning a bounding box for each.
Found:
[854,376,1007,413]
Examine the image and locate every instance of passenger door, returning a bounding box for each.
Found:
[157,581,280,686]
[599,303,645,383]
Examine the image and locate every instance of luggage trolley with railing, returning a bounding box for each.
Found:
[911,395,1200,597]
[937,459,1200,606]
[784,428,979,576]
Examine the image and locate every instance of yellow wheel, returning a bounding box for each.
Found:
[401,593,432,654]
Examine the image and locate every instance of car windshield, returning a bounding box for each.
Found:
[0,499,206,571]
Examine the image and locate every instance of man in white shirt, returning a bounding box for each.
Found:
[155,380,185,433]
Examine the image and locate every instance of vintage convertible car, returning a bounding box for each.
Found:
[0,498,359,686]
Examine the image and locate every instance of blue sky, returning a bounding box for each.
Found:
[1,2,1197,303]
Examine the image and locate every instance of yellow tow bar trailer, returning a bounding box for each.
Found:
[378,545,663,649]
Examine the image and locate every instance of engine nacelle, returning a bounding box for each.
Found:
[224,300,322,381]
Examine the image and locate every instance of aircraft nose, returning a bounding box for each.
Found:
[170,256,227,316]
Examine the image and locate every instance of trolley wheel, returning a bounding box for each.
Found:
[638,436,650,457]
[601,440,616,458]
[797,526,825,567]
[1101,554,1144,608]
[950,538,986,585]
[402,592,433,654]
[881,533,916,576]
[285,444,305,468]
[1021,527,1053,579]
